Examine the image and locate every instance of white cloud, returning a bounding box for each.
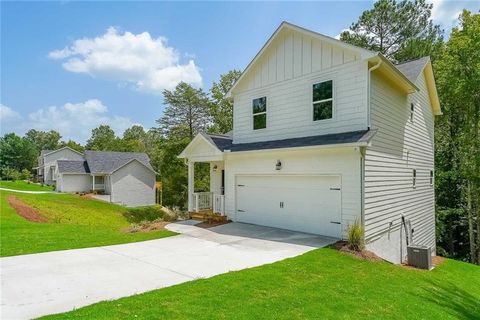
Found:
[429,0,470,31]
[48,27,202,93]
[1,100,135,143]
[334,29,351,40]
[0,104,21,121]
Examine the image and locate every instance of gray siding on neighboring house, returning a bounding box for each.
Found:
[364,71,435,263]
[42,149,85,185]
[110,161,155,207]
[57,174,92,192]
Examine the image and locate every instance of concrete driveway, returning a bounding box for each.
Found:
[1,221,335,319]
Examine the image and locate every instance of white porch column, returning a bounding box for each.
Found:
[92,175,95,190]
[187,160,195,212]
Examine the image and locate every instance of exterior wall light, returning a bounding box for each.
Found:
[213,164,218,172]
[275,160,282,170]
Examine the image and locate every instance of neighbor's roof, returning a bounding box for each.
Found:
[395,57,431,83]
[40,150,54,157]
[57,160,90,174]
[84,150,153,174]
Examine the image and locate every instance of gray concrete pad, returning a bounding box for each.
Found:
[0,221,335,319]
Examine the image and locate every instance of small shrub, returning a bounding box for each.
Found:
[347,219,364,251]
[3,167,21,181]
[123,206,169,223]
[20,169,32,181]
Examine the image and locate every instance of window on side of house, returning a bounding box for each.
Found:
[413,169,417,188]
[313,80,333,121]
[410,103,415,122]
[252,97,267,130]
[430,170,434,186]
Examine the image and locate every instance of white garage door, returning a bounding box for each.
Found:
[235,175,342,238]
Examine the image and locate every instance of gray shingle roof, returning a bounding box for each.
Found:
[203,133,233,151]
[205,130,375,153]
[57,160,90,174]
[84,151,153,174]
[395,57,430,83]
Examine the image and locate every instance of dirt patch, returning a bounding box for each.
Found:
[7,196,47,223]
[195,220,231,229]
[332,240,382,261]
[432,255,445,266]
[122,221,170,233]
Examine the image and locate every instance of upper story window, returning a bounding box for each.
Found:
[252,97,267,130]
[313,80,333,121]
[430,170,434,186]
[413,169,417,188]
[410,103,415,122]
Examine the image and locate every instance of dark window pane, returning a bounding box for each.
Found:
[313,80,332,102]
[253,97,267,114]
[253,113,266,130]
[313,100,333,121]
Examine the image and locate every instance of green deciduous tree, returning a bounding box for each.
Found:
[209,69,242,134]
[85,125,121,151]
[0,133,37,177]
[25,129,62,151]
[434,10,480,264]
[340,0,443,62]
[58,139,85,153]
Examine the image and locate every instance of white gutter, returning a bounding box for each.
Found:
[367,58,382,128]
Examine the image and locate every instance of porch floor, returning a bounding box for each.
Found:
[189,210,228,223]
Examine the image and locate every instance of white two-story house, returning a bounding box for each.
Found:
[179,22,441,264]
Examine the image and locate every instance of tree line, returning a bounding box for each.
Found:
[0,0,478,264]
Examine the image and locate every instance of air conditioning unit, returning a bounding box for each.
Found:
[407,244,432,270]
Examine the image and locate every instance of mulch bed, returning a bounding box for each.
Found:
[122,221,170,233]
[195,220,231,229]
[332,240,382,261]
[7,196,47,223]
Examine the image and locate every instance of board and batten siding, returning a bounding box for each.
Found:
[110,161,156,207]
[364,71,435,263]
[224,147,362,238]
[232,29,368,144]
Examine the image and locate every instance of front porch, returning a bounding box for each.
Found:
[178,132,231,222]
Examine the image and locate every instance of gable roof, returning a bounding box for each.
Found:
[201,132,233,152]
[395,57,430,83]
[57,160,90,174]
[396,57,441,115]
[226,21,376,97]
[84,151,153,174]
[40,147,83,158]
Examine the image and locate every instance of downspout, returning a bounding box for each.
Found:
[367,58,382,129]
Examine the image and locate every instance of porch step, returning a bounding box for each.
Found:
[190,211,228,223]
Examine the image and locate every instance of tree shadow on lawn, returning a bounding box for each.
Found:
[414,279,480,319]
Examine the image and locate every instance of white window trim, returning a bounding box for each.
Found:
[252,95,268,131]
[311,79,335,123]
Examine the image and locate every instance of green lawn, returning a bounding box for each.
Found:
[40,248,479,320]
[0,180,54,191]
[0,189,176,257]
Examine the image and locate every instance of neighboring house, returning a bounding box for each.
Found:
[36,147,85,185]
[37,148,156,207]
[179,22,441,264]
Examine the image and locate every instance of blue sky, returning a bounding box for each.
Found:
[1,1,478,143]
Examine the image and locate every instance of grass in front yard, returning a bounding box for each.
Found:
[40,248,480,320]
[0,190,176,257]
[0,180,54,191]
